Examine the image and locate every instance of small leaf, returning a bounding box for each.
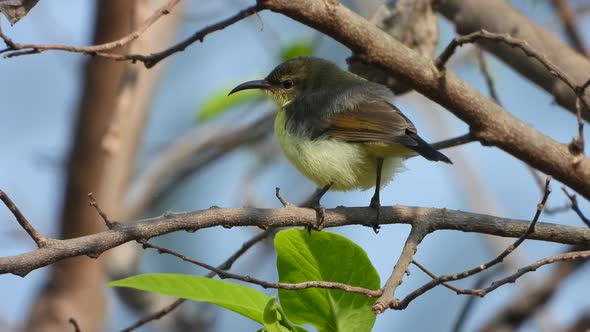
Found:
[275,229,380,332]
[198,85,260,122]
[279,40,315,61]
[109,274,270,324]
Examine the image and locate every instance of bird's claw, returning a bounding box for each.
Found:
[369,199,381,234]
[306,203,325,234]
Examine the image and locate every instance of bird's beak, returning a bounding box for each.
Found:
[228,80,273,95]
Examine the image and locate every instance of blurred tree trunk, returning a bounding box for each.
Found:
[24,1,136,331]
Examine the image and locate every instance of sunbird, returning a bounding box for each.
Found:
[229,57,451,231]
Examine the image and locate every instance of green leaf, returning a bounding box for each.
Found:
[109,274,270,324]
[279,40,315,61]
[198,85,260,122]
[275,229,380,332]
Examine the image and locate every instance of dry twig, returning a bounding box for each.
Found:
[0,0,181,58]
[0,190,46,248]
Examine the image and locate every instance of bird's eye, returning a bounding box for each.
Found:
[281,79,294,89]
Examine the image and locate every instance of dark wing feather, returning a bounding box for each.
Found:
[323,100,452,164]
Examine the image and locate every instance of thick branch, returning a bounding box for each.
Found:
[1,205,590,277]
[258,0,590,201]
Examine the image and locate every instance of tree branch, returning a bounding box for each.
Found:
[392,178,551,310]
[0,0,180,58]
[2,203,590,278]
[140,241,381,298]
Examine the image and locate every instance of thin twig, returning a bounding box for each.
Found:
[120,4,263,68]
[120,228,277,332]
[0,190,46,248]
[275,187,293,207]
[478,245,589,332]
[391,177,552,310]
[1,0,181,58]
[435,29,590,115]
[2,3,263,68]
[88,193,116,229]
[140,240,381,297]
[561,187,590,227]
[430,133,475,151]
[473,249,590,296]
[475,49,501,104]
[411,260,464,293]
[527,167,569,214]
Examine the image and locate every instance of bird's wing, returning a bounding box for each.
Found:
[322,100,418,147]
[321,100,452,163]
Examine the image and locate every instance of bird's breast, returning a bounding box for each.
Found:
[274,111,404,191]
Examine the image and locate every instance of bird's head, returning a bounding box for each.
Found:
[229,57,347,108]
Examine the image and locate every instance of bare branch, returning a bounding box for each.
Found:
[0,190,46,248]
[123,4,263,68]
[1,0,181,58]
[436,29,589,115]
[475,249,590,297]
[411,260,464,294]
[475,49,500,104]
[140,241,381,297]
[275,187,293,208]
[479,246,590,332]
[430,133,475,151]
[2,204,589,278]
[88,193,115,229]
[562,187,590,228]
[391,178,552,310]
[436,0,590,121]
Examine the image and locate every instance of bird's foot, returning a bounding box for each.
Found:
[369,197,381,234]
[306,202,326,234]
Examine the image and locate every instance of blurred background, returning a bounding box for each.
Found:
[1,0,589,331]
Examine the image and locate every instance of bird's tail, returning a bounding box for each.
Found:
[407,132,453,164]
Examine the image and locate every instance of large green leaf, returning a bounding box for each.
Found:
[109,274,270,324]
[275,229,380,332]
[198,85,260,122]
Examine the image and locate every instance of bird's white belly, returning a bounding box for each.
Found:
[275,115,404,191]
